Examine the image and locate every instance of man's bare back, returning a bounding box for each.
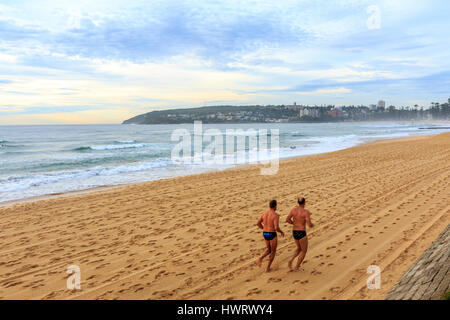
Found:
[285,197,314,271]
[261,210,278,232]
[288,206,313,231]
[256,200,284,272]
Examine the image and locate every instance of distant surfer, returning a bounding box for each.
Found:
[285,197,314,271]
[256,200,284,272]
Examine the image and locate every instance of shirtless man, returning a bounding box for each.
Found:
[256,200,284,272]
[285,197,314,271]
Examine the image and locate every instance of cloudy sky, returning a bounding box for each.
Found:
[0,0,449,124]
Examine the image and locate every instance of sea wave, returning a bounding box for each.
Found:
[0,144,22,148]
[358,122,418,128]
[1,122,447,203]
[290,131,305,137]
[73,143,148,151]
[0,158,173,193]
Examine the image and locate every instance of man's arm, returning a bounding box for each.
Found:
[275,215,284,237]
[285,209,294,224]
[256,214,264,229]
[305,210,314,228]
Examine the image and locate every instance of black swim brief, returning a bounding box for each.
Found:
[263,232,277,241]
[293,230,307,240]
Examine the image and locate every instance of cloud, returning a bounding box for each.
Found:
[0,0,309,63]
[0,0,449,123]
[270,70,450,99]
[295,87,352,95]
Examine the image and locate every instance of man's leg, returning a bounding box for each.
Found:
[266,237,278,272]
[288,239,301,270]
[257,240,271,267]
[294,236,308,271]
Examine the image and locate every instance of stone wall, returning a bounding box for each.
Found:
[386,224,449,300]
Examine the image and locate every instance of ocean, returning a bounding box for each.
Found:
[0,122,448,203]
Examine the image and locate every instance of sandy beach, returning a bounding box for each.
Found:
[0,132,449,300]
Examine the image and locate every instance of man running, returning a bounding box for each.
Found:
[285,197,314,271]
[256,200,284,272]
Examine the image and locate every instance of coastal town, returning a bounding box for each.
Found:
[123,99,450,124]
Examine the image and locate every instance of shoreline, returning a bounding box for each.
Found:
[122,119,450,125]
[1,132,449,299]
[1,119,449,127]
[0,132,442,209]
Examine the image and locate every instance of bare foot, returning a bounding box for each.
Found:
[288,260,294,271]
[257,257,262,267]
[265,267,271,273]
[294,267,304,272]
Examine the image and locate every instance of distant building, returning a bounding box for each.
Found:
[369,104,377,111]
[377,100,386,110]
[298,108,308,117]
[310,108,319,118]
[288,102,299,110]
[298,107,320,118]
[328,108,343,118]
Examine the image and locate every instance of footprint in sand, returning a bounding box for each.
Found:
[246,288,261,296]
[300,280,309,284]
